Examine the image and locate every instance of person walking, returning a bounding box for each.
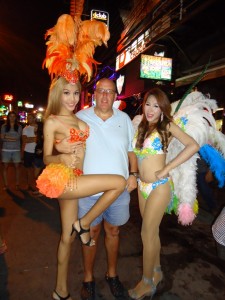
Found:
[212,206,225,260]
[1,111,22,190]
[22,113,37,190]
[196,156,217,214]
[32,121,45,196]
[128,88,199,299]
[56,77,138,300]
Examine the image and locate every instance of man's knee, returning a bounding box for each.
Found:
[90,223,102,239]
[104,221,120,237]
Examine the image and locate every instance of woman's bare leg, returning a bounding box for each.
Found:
[61,175,126,220]
[130,182,170,297]
[60,174,126,244]
[2,163,9,188]
[53,199,78,300]
[137,187,162,285]
[14,163,20,186]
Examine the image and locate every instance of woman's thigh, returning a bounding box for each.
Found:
[142,182,171,229]
[62,174,125,200]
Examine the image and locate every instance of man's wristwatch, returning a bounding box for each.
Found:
[129,172,139,178]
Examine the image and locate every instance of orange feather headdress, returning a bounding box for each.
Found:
[43,13,110,83]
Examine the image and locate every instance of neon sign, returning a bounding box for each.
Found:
[91,10,109,27]
[140,54,172,81]
[116,15,170,71]
[4,94,14,101]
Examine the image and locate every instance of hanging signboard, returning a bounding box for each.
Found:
[91,9,109,27]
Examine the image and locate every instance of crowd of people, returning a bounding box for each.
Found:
[0,112,45,257]
[0,112,45,192]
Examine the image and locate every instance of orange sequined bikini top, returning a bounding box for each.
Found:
[51,115,90,144]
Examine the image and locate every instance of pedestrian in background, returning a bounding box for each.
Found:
[22,113,37,190]
[32,121,45,196]
[212,206,225,260]
[197,156,217,214]
[1,111,22,190]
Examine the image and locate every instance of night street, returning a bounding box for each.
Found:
[0,164,225,300]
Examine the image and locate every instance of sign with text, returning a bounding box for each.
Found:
[91,9,109,27]
[116,15,170,71]
[140,54,172,81]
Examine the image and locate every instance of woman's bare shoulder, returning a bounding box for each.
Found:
[167,121,178,132]
[76,117,89,131]
[44,116,58,128]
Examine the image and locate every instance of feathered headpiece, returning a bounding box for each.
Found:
[43,12,110,84]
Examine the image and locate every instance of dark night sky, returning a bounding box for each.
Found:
[0,0,124,107]
[0,0,72,106]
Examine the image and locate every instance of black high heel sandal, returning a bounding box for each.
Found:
[70,219,94,246]
[52,290,71,300]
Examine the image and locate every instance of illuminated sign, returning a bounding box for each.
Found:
[4,94,14,101]
[140,54,172,81]
[116,75,125,95]
[17,101,23,107]
[91,9,109,27]
[116,15,170,71]
[25,103,34,108]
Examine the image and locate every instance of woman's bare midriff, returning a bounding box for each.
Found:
[138,154,166,183]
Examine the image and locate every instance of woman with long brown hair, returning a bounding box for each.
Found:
[129,88,199,299]
[1,111,22,190]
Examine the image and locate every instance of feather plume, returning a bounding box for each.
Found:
[174,58,211,113]
[168,91,225,225]
[199,144,225,188]
[43,13,110,83]
[74,20,110,80]
[171,91,218,115]
[208,127,225,157]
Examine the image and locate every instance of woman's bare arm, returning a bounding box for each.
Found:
[43,118,76,166]
[155,122,199,179]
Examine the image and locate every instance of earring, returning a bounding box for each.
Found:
[161,113,164,122]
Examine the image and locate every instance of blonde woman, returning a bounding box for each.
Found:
[37,77,126,300]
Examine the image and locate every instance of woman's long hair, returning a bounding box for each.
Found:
[5,111,19,132]
[136,88,173,152]
[44,77,81,120]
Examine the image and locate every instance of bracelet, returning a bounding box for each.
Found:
[129,172,139,178]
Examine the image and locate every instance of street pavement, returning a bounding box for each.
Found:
[0,164,225,300]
